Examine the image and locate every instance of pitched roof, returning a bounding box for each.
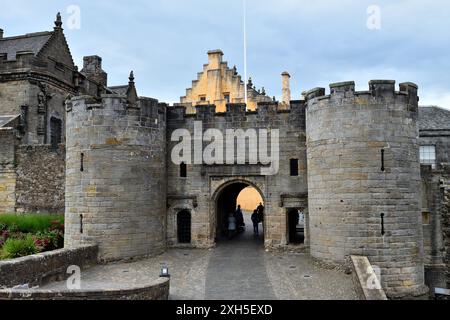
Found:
[0,115,20,128]
[108,85,129,95]
[419,106,450,131]
[0,32,53,61]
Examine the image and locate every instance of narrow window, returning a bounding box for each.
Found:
[80,153,84,172]
[80,214,84,234]
[177,210,191,244]
[290,159,299,176]
[381,149,385,172]
[380,213,385,236]
[50,117,62,149]
[180,162,187,178]
[224,93,230,103]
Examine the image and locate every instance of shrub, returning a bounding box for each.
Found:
[34,229,64,252]
[1,235,38,260]
[0,214,64,234]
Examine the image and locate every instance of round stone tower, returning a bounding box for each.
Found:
[64,79,167,262]
[305,80,427,298]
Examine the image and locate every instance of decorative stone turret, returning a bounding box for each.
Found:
[54,12,63,31]
[281,71,291,110]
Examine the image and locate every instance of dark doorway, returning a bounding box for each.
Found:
[50,117,62,149]
[177,210,191,244]
[215,182,264,243]
[288,209,305,244]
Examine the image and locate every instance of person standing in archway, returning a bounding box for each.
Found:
[251,210,259,236]
[228,213,237,239]
[257,203,265,223]
[235,205,244,232]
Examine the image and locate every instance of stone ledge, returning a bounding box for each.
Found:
[0,278,169,300]
[0,245,98,288]
[351,255,388,300]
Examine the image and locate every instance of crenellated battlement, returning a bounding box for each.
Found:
[167,100,306,123]
[66,93,166,129]
[304,80,419,113]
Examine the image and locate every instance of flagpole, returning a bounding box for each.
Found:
[243,0,248,105]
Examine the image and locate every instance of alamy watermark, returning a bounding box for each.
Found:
[171,121,280,176]
[366,265,382,290]
[66,265,81,290]
[367,5,381,30]
[66,5,81,30]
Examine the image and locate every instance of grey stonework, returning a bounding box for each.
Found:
[64,94,167,262]
[2,15,450,299]
[305,81,427,298]
[15,145,65,213]
[0,14,111,214]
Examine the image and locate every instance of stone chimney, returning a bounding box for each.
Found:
[81,55,108,87]
[0,29,3,39]
[281,72,291,106]
[207,49,224,70]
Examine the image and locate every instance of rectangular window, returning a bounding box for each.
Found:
[199,95,206,102]
[180,162,187,178]
[420,146,436,168]
[290,159,299,177]
[422,212,431,225]
[224,93,230,103]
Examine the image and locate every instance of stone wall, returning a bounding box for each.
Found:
[305,81,427,298]
[65,95,167,262]
[421,166,445,266]
[0,245,98,288]
[0,278,169,300]
[15,145,65,213]
[0,127,17,213]
[443,186,450,288]
[166,101,308,249]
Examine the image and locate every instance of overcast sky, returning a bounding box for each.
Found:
[1,0,449,108]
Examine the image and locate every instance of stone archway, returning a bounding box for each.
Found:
[211,178,266,243]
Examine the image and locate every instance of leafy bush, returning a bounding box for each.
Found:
[1,235,38,260]
[34,229,64,252]
[0,214,64,234]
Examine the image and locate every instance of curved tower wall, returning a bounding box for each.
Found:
[305,81,427,297]
[65,95,167,261]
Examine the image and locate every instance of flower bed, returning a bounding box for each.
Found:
[0,214,64,260]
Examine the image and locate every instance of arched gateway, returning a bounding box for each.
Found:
[212,179,266,241]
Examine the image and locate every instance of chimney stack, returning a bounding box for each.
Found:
[81,55,108,87]
[0,29,4,39]
[281,71,291,108]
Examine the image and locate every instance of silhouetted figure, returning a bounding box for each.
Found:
[251,210,259,235]
[228,213,236,239]
[257,203,264,223]
[235,205,245,232]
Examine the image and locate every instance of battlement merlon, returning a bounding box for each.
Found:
[66,93,166,127]
[303,80,419,110]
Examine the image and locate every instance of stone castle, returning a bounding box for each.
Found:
[1,14,450,299]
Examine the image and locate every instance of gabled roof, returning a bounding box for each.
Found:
[0,115,20,128]
[108,85,129,95]
[0,32,53,61]
[419,106,450,131]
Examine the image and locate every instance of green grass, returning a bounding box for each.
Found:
[0,214,64,233]
[1,235,38,260]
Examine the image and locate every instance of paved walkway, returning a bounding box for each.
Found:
[38,215,358,300]
[205,225,276,300]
